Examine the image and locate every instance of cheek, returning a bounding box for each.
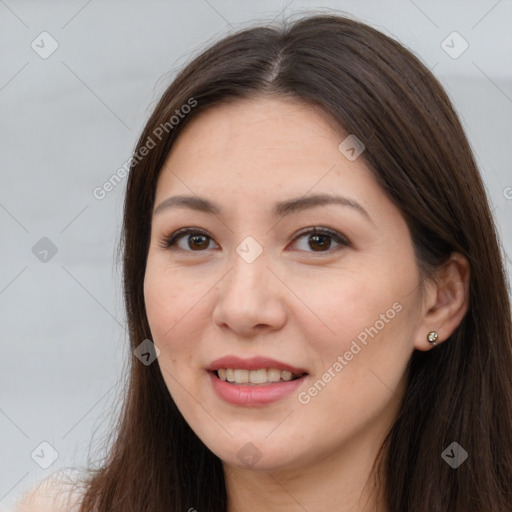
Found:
[143,261,219,380]
[294,270,396,342]
[144,263,197,350]
[298,282,415,426]
[144,270,178,338]
[144,268,200,401]
[297,262,419,377]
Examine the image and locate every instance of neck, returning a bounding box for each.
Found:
[223,427,390,512]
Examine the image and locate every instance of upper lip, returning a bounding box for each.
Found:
[207,356,308,376]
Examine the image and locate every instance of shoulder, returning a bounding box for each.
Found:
[12,470,85,512]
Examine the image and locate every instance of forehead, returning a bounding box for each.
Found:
[157,97,361,190]
[167,96,346,161]
[153,96,402,232]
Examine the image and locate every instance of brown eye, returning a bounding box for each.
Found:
[159,226,350,255]
[186,233,210,250]
[308,233,332,251]
[159,228,217,252]
[291,227,350,253]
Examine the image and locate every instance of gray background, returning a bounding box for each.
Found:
[1,0,511,508]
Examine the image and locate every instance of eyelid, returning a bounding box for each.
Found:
[289,226,350,252]
[158,226,351,253]
[157,227,215,251]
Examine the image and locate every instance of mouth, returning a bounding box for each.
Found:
[206,356,309,405]
[211,368,308,386]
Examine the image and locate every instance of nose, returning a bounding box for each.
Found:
[211,246,287,337]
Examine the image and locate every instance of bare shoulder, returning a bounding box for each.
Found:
[12,470,86,512]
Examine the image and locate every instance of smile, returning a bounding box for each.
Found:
[206,355,309,406]
[208,370,308,406]
[215,368,304,385]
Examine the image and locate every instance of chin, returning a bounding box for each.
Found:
[201,435,307,472]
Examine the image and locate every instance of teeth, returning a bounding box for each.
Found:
[249,369,267,384]
[234,369,249,383]
[281,370,293,381]
[216,368,301,385]
[267,369,281,382]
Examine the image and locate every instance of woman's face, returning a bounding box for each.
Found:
[144,96,429,473]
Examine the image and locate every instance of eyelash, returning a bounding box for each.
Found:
[157,226,351,255]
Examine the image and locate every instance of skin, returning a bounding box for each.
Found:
[143,96,470,512]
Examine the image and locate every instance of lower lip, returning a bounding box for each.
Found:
[208,371,307,406]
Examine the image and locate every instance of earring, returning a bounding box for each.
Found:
[427,331,439,346]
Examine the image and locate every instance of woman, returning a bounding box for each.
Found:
[16,12,512,512]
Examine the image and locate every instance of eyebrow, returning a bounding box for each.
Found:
[153,193,374,224]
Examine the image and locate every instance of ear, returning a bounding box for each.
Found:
[414,252,471,351]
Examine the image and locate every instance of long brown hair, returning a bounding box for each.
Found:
[75,11,512,512]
